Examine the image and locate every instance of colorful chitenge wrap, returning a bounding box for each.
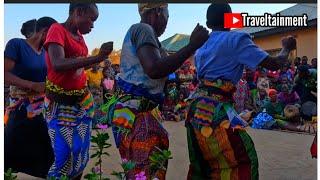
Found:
[5,96,44,125]
[5,86,44,125]
[100,79,169,180]
[4,86,54,178]
[186,79,258,180]
[44,80,95,179]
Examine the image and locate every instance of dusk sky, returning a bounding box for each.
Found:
[4,3,295,52]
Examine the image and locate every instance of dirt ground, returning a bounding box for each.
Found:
[17,121,317,180]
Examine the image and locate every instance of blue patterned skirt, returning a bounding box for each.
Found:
[44,92,95,178]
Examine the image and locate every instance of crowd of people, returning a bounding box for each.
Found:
[162,56,317,133]
[3,2,317,180]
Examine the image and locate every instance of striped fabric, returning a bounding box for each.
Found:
[117,110,169,180]
[5,94,45,125]
[44,92,94,178]
[105,86,169,179]
[186,121,258,180]
[80,93,95,118]
[186,80,258,180]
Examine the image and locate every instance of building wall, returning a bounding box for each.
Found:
[253,27,317,63]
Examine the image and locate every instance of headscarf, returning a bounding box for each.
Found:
[138,3,168,15]
[268,89,277,98]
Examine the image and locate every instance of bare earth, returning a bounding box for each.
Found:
[18,121,317,180]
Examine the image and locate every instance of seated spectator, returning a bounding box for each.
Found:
[253,66,262,83]
[254,88,267,112]
[234,76,250,113]
[301,56,310,68]
[86,64,104,105]
[294,57,301,67]
[276,76,289,91]
[102,62,115,103]
[262,89,284,116]
[279,63,294,82]
[275,104,316,134]
[267,70,280,89]
[311,58,317,69]
[257,68,270,92]
[87,64,104,88]
[245,68,256,89]
[294,65,317,104]
[278,83,300,106]
[188,77,198,93]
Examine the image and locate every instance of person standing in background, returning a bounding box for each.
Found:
[311,58,317,69]
[4,17,57,178]
[86,64,104,105]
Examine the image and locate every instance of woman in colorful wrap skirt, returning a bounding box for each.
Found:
[104,3,209,179]
[44,3,113,179]
[186,3,297,180]
[4,17,56,178]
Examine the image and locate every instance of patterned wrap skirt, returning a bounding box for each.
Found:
[4,89,54,178]
[104,88,169,180]
[186,80,259,180]
[44,80,95,178]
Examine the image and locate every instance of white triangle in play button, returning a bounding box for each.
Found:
[233,17,239,24]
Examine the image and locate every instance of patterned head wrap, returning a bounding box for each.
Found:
[268,89,277,97]
[138,3,168,16]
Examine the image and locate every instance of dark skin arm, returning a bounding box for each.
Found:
[5,58,44,93]
[48,42,113,72]
[137,24,209,79]
[137,44,196,79]
[260,36,296,71]
[48,44,103,72]
[85,63,99,70]
[260,49,291,71]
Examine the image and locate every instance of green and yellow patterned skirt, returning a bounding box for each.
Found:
[186,80,258,180]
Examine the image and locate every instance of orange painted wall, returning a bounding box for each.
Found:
[253,27,317,62]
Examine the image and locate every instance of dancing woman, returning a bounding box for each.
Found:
[44,3,113,179]
[4,17,57,178]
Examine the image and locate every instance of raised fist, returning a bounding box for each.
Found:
[282,36,296,51]
[189,23,209,50]
[98,41,113,59]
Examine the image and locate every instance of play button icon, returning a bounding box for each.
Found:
[224,13,243,28]
[233,17,239,24]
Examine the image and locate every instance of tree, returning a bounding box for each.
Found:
[90,48,121,65]
[91,48,100,56]
[109,50,121,65]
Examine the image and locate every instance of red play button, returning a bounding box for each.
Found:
[224,13,243,28]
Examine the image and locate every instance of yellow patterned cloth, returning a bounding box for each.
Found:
[46,79,86,96]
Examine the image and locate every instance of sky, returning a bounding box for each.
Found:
[4,3,296,52]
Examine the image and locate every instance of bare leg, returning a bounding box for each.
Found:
[73,173,82,180]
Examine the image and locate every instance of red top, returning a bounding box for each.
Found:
[44,23,88,90]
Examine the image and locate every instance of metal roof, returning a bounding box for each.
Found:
[161,33,190,52]
[160,4,317,51]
